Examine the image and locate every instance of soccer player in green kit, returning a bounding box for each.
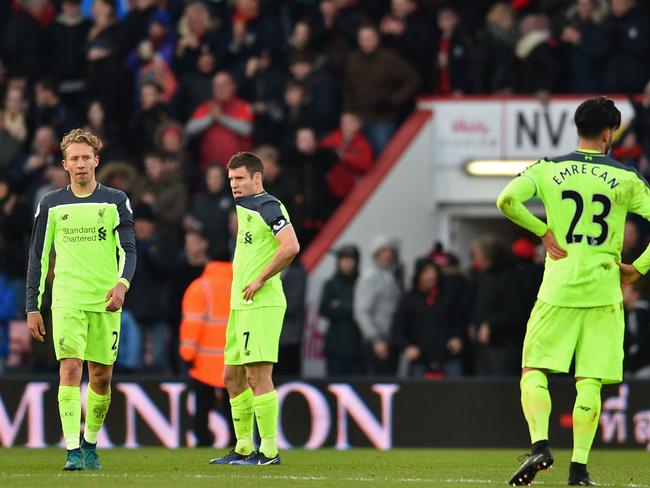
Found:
[26,129,136,470]
[498,97,650,486]
[209,152,299,465]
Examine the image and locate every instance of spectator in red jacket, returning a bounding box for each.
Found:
[185,71,253,172]
[321,112,373,204]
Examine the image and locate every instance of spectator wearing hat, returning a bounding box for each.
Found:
[354,235,402,376]
[123,202,177,371]
[320,244,365,376]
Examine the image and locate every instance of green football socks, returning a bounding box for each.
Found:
[254,390,279,458]
[572,378,602,464]
[58,385,81,450]
[84,386,111,444]
[520,370,551,444]
[230,388,254,455]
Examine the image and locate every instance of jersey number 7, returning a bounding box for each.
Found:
[562,190,611,246]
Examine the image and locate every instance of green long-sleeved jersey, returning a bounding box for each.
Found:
[497,149,650,308]
[26,183,137,313]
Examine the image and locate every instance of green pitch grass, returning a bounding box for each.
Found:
[0,448,647,487]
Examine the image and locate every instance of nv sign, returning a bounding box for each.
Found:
[505,103,578,157]
[427,98,634,166]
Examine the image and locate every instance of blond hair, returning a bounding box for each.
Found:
[60,128,104,158]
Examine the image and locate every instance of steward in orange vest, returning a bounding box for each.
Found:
[180,260,232,446]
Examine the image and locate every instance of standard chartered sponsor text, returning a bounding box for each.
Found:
[62,226,100,243]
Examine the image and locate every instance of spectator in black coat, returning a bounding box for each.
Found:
[257,145,302,224]
[85,0,129,125]
[166,229,211,374]
[471,235,527,377]
[2,0,48,83]
[0,175,32,283]
[431,4,476,94]
[560,0,609,94]
[31,78,78,139]
[123,203,177,371]
[185,164,233,260]
[514,14,562,94]
[172,49,216,123]
[46,0,91,110]
[276,258,306,376]
[128,81,170,160]
[474,2,518,93]
[320,245,365,377]
[623,277,650,378]
[9,125,59,200]
[237,49,288,145]
[392,258,464,378]
[289,52,340,135]
[380,0,435,91]
[286,127,337,246]
[603,0,650,93]
[172,1,223,77]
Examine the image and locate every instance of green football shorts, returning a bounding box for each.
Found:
[522,300,624,384]
[224,307,285,365]
[52,308,121,365]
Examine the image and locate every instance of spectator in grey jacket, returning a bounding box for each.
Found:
[354,235,401,375]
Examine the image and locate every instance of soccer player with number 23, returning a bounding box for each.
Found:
[498,97,650,486]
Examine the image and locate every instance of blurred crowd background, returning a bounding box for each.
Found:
[2,0,650,378]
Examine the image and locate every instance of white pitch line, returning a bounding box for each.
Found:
[1,472,647,487]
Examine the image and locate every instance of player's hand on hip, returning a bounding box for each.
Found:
[617,262,642,286]
[243,278,265,302]
[541,229,567,260]
[27,312,46,343]
[105,282,127,312]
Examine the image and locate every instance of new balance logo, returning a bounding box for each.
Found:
[98,227,107,241]
[61,214,69,221]
[244,231,253,244]
[577,406,591,412]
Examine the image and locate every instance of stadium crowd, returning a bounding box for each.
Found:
[2,0,650,377]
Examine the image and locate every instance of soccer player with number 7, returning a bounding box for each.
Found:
[209,152,299,466]
[25,129,136,471]
[497,97,650,486]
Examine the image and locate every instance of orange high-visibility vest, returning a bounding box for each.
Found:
[180,261,232,387]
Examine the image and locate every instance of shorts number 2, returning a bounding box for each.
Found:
[111,331,118,351]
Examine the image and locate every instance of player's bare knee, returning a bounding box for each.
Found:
[59,359,83,385]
